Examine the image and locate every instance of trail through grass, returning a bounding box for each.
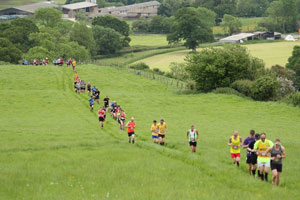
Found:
[0,65,299,199]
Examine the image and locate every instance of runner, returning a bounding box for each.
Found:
[119,109,126,131]
[94,89,100,104]
[126,117,135,144]
[87,82,91,96]
[103,96,109,110]
[243,130,256,175]
[151,120,159,144]
[92,86,97,96]
[254,133,274,181]
[186,125,199,152]
[228,130,243,167]
[98,107,106,128]
[80,80,86,93]
[89,96,94,112]
[157,119,167,146]
[247,133,260,177]
[75,80,81,94]
[72,59,76,71]
[266,139,286,186]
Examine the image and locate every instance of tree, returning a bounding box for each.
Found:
[0,38,22,64]
[92,15,130,47]
[35,7,62,27]
[185,45,265,92]
[262,0,297,33]
[70,22,96,56]
[75,10,90,23]
[221,14,242,35]
[251,76,280,101]
[132,20,150,33]
[286,45,300,89]
[25,46,51,60]
[167,7,214,51]
[214,0,237,18]
[92,25,123,54]
[158,0,190,17]
[2,18,39,52]
[236,0,269,17]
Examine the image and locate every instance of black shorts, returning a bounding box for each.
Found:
[158,134,165,138]
[99,117,104,122]
[95,96,99,100]
[246,156,251,164]
[128,132,134,137]
[189,141,197,146]
[104,103,108,108]
[250,154,258,165]
[271,162,282,172]
[88,88,91,92]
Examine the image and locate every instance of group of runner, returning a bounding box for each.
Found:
[228,130,286,186]
[22,57,49,65]
[72,69,286,186]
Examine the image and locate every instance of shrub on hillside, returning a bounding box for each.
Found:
[251,76,280,101]
[289,92,300,107]
[212,87,245,97]
[231,80,253,97]
[169,62,189,81]
[277,77,296,97]
[185,45,265,92]
[152,68,165,75]
[129,62,150,70]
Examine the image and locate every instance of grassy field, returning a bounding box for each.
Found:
[130,34,169,47]
[0,65,300,199]
[0,0,65,9]
[214,17,264,35]
[136,41,300,71]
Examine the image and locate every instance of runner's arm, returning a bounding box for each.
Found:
[243,139,248,149]
[266,147,274,159]
[239,137,243,147]
[281,146,286,158]
[125,122,129,127]
[228,138,232,146]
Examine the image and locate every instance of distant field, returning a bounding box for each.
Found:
[214,17,264,35]
[130,34,169,47]
[136,41,300,71]
[1,65,300,199]
[0,0,65,9]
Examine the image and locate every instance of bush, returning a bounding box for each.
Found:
[251,76,280,101]
[231,79,253,97]
[152,68,165,75]
[290,92,300,106]
[169,62,189,81]
[185,45,265,92]
[129,62,149,70]
[277,77,296,97]
[212,87,245,97]
[132,20,150,33]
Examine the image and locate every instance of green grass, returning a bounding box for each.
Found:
[1,65,300,199]
[137,41,300,71]
[130,34,169,47]
[0,0,65,9]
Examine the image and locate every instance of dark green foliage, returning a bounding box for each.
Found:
[286,46,300,89]
[153,68,165,75]
[92,15,130,47]
[236,0,269,17]
[75,10,90,23]
[129,62,150,70]
[289,92,300,106]
[212,87,245,97]
[262,0,297,33]
[167,7,214,51]
[2,18,39,52]
[185,45,265,92]
[0,38,22,64]
[92,25,123,54]
[231,80,253,96]
[70,22,96,57]
[251,76,280,101]
[132,20,150,33]
[35,8,62,27]
[221,14,242,35]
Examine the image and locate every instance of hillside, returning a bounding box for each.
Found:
[0,0,65,9]
[0,65,299,199]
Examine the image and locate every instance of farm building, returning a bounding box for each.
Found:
[99,1,160,19]
[219,32,282,44]
[0,1,58,20]
[62,0,98,19]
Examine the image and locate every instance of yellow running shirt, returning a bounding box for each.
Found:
[254,139,274,162]
[157,122,167,135]
[230,136,241,153]
[151,124,159,136]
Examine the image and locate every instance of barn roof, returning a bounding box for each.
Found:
[100,1,160,12]
[62,2,98,10]
[219,33,255,42]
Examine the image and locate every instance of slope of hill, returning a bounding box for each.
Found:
[0,0,65,10]
[0,65,299,199]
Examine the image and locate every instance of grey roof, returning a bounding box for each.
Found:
[62,2,98,10]
[14,2,58,13]
[100,1,160,12]
[219,33,255,42]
